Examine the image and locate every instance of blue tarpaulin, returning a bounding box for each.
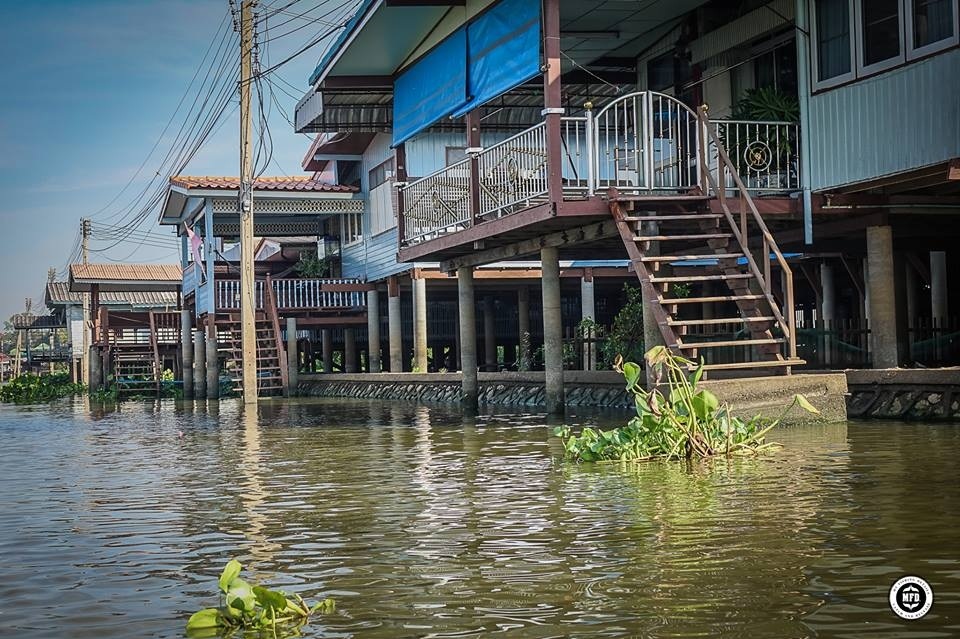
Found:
[452,0,541,118]
[391,0,541,146]
[392,27,468,147]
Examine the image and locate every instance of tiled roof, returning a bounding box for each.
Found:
[69,263,182,283]
[46,282,179,307]
[169,176,357,193]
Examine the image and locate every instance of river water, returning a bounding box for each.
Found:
[0,398,957,638]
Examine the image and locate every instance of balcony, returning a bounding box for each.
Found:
[399,92,800,253]
[213,278,367,312]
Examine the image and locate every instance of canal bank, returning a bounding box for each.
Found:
[298,371,849,423]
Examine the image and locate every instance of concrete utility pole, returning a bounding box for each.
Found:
[239,0,257,405]
[81,218,90,387]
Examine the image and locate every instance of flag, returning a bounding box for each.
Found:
[185,224,206,280]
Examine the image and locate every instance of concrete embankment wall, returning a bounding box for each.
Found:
[298,371,849,423]
[846,369,960,420]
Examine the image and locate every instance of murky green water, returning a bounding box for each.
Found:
[0,399,958,638]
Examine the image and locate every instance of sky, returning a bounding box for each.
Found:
[0,0,356,321]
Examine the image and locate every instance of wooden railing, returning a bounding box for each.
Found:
[696,105,797,360]
[215,278,366,311]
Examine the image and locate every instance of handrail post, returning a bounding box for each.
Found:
[395,142,407,242]
[467,110,482,225]
[585,102,596,196]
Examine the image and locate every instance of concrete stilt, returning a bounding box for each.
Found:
[931,251,948,320]
[388,277,403,372]
[206,323,219,399]
[541,246,564,414]
[580,274,595,370]
[517,287,530,370]
[194,329,206,399]
[181,310,193,399]
[820,261,835,366]
[367,289,381,373]
[344,328,357,373]
[321,329,333,373]
[88,345,102,391]
[483,297,496,371]
[458,266,478,410]
[413,277,428,372]
[286,317,298,396]
[866,225,899,368]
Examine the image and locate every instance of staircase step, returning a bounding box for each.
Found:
[696,358,805,371]
[640,253,742,262]
[625,214,723,222]
[650,274,753,283]
[668,316,776,326]
[660,294,765,304]
[634,233,732,242]
[678,338,785,349]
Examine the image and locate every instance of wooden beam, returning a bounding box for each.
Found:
[949,157,960,180]
[295,315,368,326]
[438,220,619,272]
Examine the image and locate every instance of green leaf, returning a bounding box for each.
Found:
[227,578,256,613]
[793,394,820,415]
[219,559,242,593]
[253,585,288,613]
[311,598,336,615]
[186,608,222,630]
[691,390,719,420]
[622,361,641,389]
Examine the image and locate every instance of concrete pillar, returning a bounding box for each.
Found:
[286,317,298,395]
[820,261,835,366]
[458,266,478,410]
[88,345,102,391]
[367,289,381,373]
[541,246,564,414]
[321,329,333,373]
[344,328,357,373]
[518,287,530,370]
[181,310,193,399]
[866,225,899,368]
[483,297,496,371]
[905,262,919,330]
[388,277,403,372]
[580,275,595,370]
[194,329,207,399]
[931,251,948,320]
[413,277,428,372]
[206,324,219,399]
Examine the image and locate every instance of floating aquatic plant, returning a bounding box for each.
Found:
[186,560,335,637]
[554,346,819,462]
[0,373,84,404]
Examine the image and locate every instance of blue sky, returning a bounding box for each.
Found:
[0,0,352,321]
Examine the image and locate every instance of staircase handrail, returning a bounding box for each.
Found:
[696,105,797,359]
[264,274,289,395]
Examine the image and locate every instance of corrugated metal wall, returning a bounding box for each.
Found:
[808,49,960,191]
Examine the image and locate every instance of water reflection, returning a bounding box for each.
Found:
[0,399,957,638]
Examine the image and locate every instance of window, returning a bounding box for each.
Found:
[907,0,958,56]
[368,158,394,190]
[814,0,855,87]
[368,158,397,236]
[445,146,467,165]
[858,0,904,74]
[647,52,675,92]
[754,39,798,95]
[335,212,362,246]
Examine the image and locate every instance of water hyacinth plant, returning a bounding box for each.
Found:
[0,373,84,404]
[554,346,820,462]
[186,560,335,637]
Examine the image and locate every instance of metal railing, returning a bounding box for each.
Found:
[710,120,800,192]
[401,157,472,244]
[477,122,548,219]
[215,278,366,311]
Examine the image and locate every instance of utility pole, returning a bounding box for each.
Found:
[81,218,91,387]
[239,0,258,405]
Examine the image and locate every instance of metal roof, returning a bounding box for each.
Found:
[68,264,182,293]
[45,282,180,308]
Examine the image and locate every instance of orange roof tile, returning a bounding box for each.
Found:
[169,175,357,193]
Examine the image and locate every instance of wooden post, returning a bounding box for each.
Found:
[286,317,298,395]
[542,0,564,208]
[81,218,90,387]
[467,110,482,224]
[239,0,257,405]
[396,144,407,244]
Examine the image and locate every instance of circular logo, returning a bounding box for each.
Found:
[889,576,933,620]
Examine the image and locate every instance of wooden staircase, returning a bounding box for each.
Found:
[607,107,803,376]
[217,277,288,397]
[113,345,160,397]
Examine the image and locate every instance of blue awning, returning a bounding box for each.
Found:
[452,0,541,118]
[392,27,468,147]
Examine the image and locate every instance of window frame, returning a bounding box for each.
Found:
[855,0,906,76]
[811,0,857,91]
[906,0,959,59]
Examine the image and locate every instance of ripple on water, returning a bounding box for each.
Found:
[0,399,958,638]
